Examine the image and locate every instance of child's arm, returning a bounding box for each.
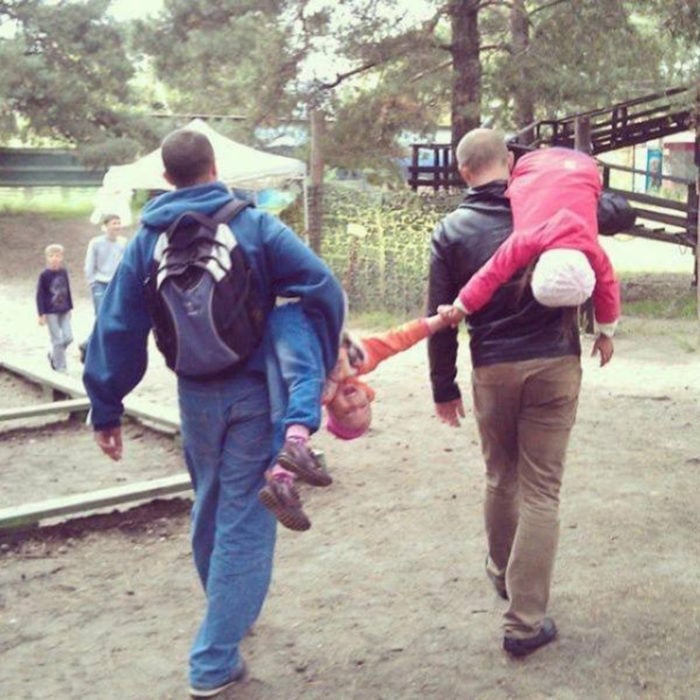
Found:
[84,239,96,284]
[357,316,446,375]
[36,272,47,322]
[456,210,585,316]
[587,246,620,336]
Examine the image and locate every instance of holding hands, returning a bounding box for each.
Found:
[437,304,466,328]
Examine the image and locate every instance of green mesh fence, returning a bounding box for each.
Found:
[281,183,463,315]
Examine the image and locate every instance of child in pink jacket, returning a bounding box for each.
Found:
[447,147,620,338]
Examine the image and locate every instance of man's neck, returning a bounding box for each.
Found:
[467,166,510,187]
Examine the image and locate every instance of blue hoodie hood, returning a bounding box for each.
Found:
[140,182,233,231]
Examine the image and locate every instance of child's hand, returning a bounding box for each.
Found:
[38,315,45,326]
[437,304,465,328]
[591,334,614,367]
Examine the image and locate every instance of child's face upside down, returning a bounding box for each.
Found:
[326,380,372,434]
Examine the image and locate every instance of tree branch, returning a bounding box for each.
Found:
[316,61,379,90]
[409,58,451,82]
[477,0,514,10]
[529,0,571,16]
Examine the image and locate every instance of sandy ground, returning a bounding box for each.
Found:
[1,214,699,699]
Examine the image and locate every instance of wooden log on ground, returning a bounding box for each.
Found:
[0,354,181,434]
[0,397,91,422]
[0,473,192,533]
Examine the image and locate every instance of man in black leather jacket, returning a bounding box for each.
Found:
[427,128,631,657]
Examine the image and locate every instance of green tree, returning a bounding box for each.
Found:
[0,0,157,165]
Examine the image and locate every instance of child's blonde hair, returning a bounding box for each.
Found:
[45,243,64,256]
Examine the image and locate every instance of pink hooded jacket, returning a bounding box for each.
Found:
[457,147,620,326]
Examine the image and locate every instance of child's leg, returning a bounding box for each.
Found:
[267,303,331,486]
[46,314,67,371]
[258,303,331,531]
[59,313,73,350]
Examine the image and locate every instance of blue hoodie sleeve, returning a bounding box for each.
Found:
[262,215,345,375]
[82,237,153,429]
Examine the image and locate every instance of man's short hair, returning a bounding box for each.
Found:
[161,129,215,188]
[455,128,509,174]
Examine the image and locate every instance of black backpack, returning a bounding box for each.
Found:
[144,199,265,378]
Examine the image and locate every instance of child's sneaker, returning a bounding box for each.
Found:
[258,478,311,531]
[47,352,56,371]
[277,440,332,487]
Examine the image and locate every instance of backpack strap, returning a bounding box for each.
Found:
[211,198,253,225]
[164,198,253,243]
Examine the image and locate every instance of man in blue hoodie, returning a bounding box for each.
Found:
[83,128,345,698]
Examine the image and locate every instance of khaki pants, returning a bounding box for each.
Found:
[472,355,581,638]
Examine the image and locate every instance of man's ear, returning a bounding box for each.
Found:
[507,150,515,172]
[458,163,472,186]
[163,170,175,186]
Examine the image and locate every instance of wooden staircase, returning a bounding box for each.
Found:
[408,85,696,189]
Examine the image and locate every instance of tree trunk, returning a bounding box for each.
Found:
[448,0,481,154]
[695,79,700,318]
[307,107,325,255]
[510,0,535,140]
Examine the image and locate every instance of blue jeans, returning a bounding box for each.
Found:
[266,302,325,444]
[178,369,277,690]
[90,281,108,315]
[46,312,73,371]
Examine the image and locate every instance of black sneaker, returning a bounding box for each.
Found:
[47,352,56,371]
[504,617,557,657]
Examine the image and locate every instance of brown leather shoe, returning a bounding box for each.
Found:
[504,617,557,657]
[277,440,332,487]
[258,479,311,531]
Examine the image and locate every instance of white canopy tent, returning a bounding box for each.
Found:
[92,119,307,225]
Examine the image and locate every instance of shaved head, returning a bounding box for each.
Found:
[455,128,510,175]
[161,129,216,188]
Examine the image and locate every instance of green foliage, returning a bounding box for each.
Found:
[485,0,669,129]
[0,0,159,164]
[132,0,327,131]
[293,182,461,315]
[0,187,95,217]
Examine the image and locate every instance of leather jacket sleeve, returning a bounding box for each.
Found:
[427,222,462,403]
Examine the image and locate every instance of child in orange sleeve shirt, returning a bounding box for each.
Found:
[258,304,447,531]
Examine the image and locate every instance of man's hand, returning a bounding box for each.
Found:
[95,426,123,461]
[591,334,614,367]
[435,398,466,427]
[437,304,465,328]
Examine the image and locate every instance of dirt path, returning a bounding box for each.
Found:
[1,214,699,699]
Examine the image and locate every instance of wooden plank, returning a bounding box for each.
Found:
[0,354,181,433]
[0,397,90,422]
[0,356,86,398]
[0,474,192,532]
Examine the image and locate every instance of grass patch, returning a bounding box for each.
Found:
[0,187,97,218]
[622,294,697,319]
[620,273,697,320]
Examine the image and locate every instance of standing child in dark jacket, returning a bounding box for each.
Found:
[36,243,74,373]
